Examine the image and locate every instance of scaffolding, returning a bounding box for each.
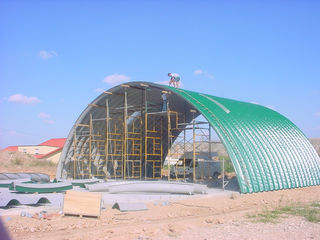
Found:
[145,112,163,179]
[167,112,213,182]
[106,117,124,178]
[126,115,143,179]
[71,86,216,182]
[72,114,108,179]
[73,123,90,178]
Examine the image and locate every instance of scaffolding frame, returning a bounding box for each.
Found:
[145,112,163,179]
[167,111,213,182]
[71,85,217,182]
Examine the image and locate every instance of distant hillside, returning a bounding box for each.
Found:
[0,151,57,178]
[182,138,320,157]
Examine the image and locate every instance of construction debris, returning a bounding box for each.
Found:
[112,202,147,212]
[20,210,62,220]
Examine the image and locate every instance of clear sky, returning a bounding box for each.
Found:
[0,0,319,148]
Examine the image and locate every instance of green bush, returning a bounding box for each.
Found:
[218,156,234,173]
[162,164,168,170]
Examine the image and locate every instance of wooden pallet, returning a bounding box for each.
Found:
[63,190,102,218]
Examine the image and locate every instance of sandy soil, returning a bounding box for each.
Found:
[3,186,320,240]
[1,151,319,239]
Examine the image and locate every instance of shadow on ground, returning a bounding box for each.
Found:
[206,176,240,192]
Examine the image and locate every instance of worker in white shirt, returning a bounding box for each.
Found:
[168,73,180,88]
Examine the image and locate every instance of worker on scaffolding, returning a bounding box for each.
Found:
[168,73,180,88]
[161,91,168,111]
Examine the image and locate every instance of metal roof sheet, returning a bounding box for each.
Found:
[168,86,320,193]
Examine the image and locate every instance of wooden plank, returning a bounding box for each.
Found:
[63,191,102,217]
[88,103,105,108]
[63,213,99,218]
[77,123,89,127]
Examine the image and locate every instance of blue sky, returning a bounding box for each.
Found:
[0,0,319,148]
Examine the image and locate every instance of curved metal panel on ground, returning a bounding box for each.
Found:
[0,192,64,207]
[57,82,320,193]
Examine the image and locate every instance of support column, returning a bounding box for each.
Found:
[105,99,109,179]
[222,157,225,190]
[143,87,147,179]
[209,124,212,160]
[73,130,77,179]
[123,88,128,179]
[89,114,93,178]
[167,110,171,181]
[183,127,186,179]
[191,110,196,182]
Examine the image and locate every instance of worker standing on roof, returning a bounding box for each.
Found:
[168,73,180,88]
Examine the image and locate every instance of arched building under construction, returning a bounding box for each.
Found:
[56,82,320,194]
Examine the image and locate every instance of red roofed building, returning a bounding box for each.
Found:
[38,138,66,148]
[1,138,66,163]
[1,146,19,152]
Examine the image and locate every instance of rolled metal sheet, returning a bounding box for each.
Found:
[0,178,31,188]
[193,184,208,194]
[86,181,126,192]
[14,182,73,193]
[29,173,41,182]
[0,174,9,180]
[70,178,100,188]
[36,173,50,182]
[108,182,194,195]
[0,173,50,183]
[16,173,32,179]
[0,173,19,180]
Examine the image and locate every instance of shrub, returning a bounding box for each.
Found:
[248,201,320,223]
[30,159,57,168]
[218,156,234,173]
[10,157,23,166]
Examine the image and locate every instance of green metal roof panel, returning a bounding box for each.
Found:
[168,86,320,193]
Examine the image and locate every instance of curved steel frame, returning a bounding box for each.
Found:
[57,82,320,193]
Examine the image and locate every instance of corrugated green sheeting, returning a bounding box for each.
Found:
[168,87,320,193]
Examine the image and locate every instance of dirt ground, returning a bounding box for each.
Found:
[2,186,320,240]
[1,152,320,239]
